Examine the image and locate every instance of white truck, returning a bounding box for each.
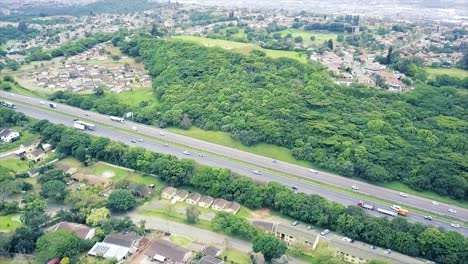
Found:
[74,121,85,130]
[110,116,125,123]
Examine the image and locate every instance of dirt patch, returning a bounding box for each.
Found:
[251,208,271,219]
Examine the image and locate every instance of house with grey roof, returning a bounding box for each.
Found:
[0,129,19,143]
[145,239,192,264]
[162,187,177,199]
[174,190,189,202]
[203,246,223,258]
[274,224,319,248]
[198,196,214,208]
[197,256,224,264]
[211,198,227,211]
[88,232,141,261]
[53,221,95,240]
[186,192,201,205]
[223,201,240,214]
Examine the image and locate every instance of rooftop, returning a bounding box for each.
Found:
[103,232,141,248]
[54,222,93,240]
[145,239,191,263]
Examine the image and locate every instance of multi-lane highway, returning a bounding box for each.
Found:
[1,91,467,235]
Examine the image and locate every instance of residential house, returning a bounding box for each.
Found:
[197,256,224,264]
[174,190,189,202]
[198,196,214,208]
[26,149,47,163]
[145,239,192,264]
[53,221,96,240]
[88,232,142,261]
[162,187,177,199]
[211,199,227,211]
[20,140,40,153]
[223,201,240,214]
[0,129,20,143]
[186,192,201,205]
[203,246,223,258]
[127,182,152,198]
[188,241,206,253]
[274,224,319,248]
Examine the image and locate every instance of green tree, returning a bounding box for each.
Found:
[327,39,334,50]
[86,207,110,226]
[186,205,200,224]
[35,231,82,263]
[107,190,137,211]
[252,234,287,263]
[41,180,68,201]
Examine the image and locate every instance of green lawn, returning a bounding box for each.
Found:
[425,67,468,79]
[0,130,39,153]
[139,208,213,231]
[107,87,159,108]
[222,249,251,264]
[168,126,311,168]
[169,235,192,247]
[90,162,131,181]
[280,29,339,46]
[0,258,30,264]
[0,214,22,233]
[0,158,29,175]
[173,35,307,63]
[382,182,468,209]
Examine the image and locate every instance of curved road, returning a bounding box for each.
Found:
[1,91,467,236]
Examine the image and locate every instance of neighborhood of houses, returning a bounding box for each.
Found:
[161,187,241,215]
[17,42,152,93]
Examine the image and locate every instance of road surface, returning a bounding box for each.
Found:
[1,92,466,236]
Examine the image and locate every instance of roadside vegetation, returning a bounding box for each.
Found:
[21,112,467,264]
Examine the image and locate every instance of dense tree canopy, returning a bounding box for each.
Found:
[35,231,82,263]
[126,39,467,200]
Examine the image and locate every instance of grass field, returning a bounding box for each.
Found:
[173,35,307,63]
[0,258,30,264]
[169,234,192,247]
[0,158,29,175]
[0,214,22,232]
[425,67,468,79]
[280,29,339,46]
[222,249,251,264]
[107,87,159,108]
[168,126,311,168]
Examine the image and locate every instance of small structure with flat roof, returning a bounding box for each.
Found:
[252,220,275,232]
[197,255,224,264]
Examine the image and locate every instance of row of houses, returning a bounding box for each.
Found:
[51,221,224,264]
[161,187,241,214]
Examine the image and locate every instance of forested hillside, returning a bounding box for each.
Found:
[61,37,468,200]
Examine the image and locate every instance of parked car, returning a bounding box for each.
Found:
[307,225,312,230]
[448,209,457,213]
[130,140,136,143]
[291,186,298,191]
[424,215,433,220]
[292,221,299,226]
[342,237,352,243]
[132,126,138,131]
[162,143,169,147]
[399,192,408,197]
[351,185,359,190]
[391,205,401,211]
[252,170,262,175]
[198,153,204,157]
[320,229,330,236]
[159,132,165,136]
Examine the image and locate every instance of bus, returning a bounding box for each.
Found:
[110,116,125,123]
[73,119,95,131]
[0,100,16,109]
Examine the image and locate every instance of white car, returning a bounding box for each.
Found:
[159,132,165,136]
[40,101,44,105]
[451,223,460,228]
[309,169,318,174]
[183,151,190,155]
[138,139,143,142]
[342,237,352,243]
[252,170,262,175]
[391,205,401,211]
[351,185,359,190]
[320,229,330,236]
[399,192,408,197]
[448,209,457,213]
[432,201,439,206]
[132,126,138,131]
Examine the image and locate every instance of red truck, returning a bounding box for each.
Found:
[357,201,375,210]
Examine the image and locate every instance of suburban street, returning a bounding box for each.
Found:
[1,91,467,236]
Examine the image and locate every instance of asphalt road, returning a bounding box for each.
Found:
[1,91,467,236]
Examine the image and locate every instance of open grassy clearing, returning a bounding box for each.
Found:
[0,214,22,232]
[222,249,251,264]
[0,258,31,264]
[173,35,307,63]
[169,234,192,247]
[168,127,311,168]
[139,208,213,231]
[424,67,468,79]
[280,29,339,46]
[106,86,159,108]
[0,158,29,175]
